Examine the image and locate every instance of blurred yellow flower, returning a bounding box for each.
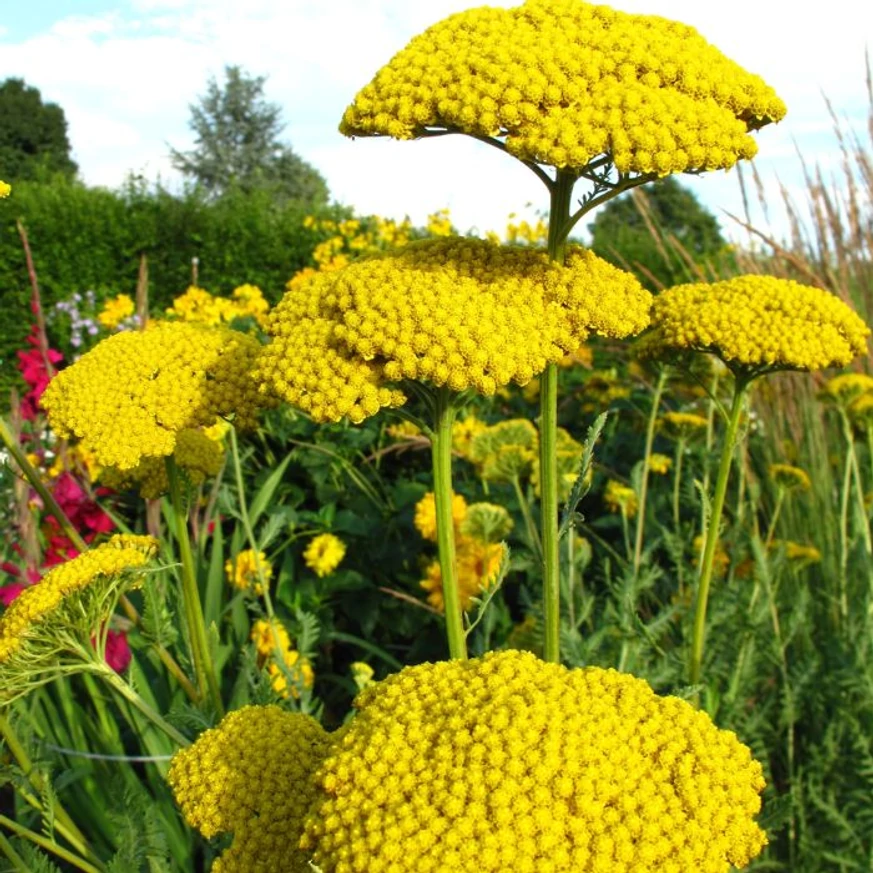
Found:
[604,480,638,518]
[97,294,135,330]
[304,533,346,577]
[226,549,272,595]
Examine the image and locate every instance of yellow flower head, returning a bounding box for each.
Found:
[659,410,709,441]
[414,491,468,542]
[301,650,767,872]
[420,538,507,612]
[250,618,291,657]
[641,276,870,374]
[769,463,811,492]
[821,373,873,405]
[256,238,650,423]
[97,294,135,330]
[451,413,488,459]
[469,418,539,483]
[648,452,673,475]
[42,321,266,471]
[0,180,11,198]
[775,540,822,564]
[231,284,270,326]
[0,535,158,701]
[267,649,314,699]
[604,479,638,518]
[460,502,514,543]
[226,549,273,595]
[304,533,346,578]
[168,706,330,872]
[341,0,784,176]
[100,428,225,499]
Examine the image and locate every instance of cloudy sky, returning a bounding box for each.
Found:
[1,0,870,240]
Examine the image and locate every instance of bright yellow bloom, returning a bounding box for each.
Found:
[231,284,270,326]
[101,428,224,499]
[425,208,454,237]
[250,618,291,657]
[774,541,822,564]
[648,453,673,475]
[659,410,709,440]
[97,294,135,330]
[341,0,784,176]
[267,650,314,699]
[641,276,869,373]
[420,538,506,612]
[226,549,272,595]
[414,491,468,542]
[0,536,158,695]
[769,463,811,492]
[168,706,330,872]
[304,533,346,577]
[166,285,234,325]
[301,650,767,872]
[386,420,422,439]
[351,661,375,691]
[821,373,873,405]
[43,321,265,470]
[604,480,638,518]
[257,238,650,423]
[0,180,11,198]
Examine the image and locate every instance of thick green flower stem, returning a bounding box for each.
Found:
[0,714,93,861]
[166,458,223,715]
[431,387,466,660]
[96,663,190,748]
[0,815,105,873]
[540,170,575,664]
[689,376,749,687]
[0,830,30,873]
[840,411,873,555]
[633,369,667,576]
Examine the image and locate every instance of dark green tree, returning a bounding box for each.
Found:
[170,65,328,205]
[588,176,729,290]
[0,78,77,181]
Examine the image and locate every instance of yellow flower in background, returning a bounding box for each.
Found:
[0,180,11,198]
[42,321,266,471]
[267,650,314,699]
[386,420,422,439]
[226,549,273,595]
[778,541,822,564]
[641,276,869,373]
[821,373,873,405]
[166,285,233,325]
[659,410,709,441]
[301,650,768,872]
[414,491,468,542]
[426,208,454,236]
[693,534,730,577]
[460,502,514,544]
[250,618,291,657]
[420,538,506,612]
[257,237,650,424]
[341,0,784,176]
[769,463,811,492]
[351,661,375,691]
[470,418,539,483]
[231,284,270,326]
[304,533,346,577]
[559,344,594,369]
[648,453,673,475]
[97,293,135,330]
[168,706,330,873]
[604,480,638,518]
[451,413,488,459]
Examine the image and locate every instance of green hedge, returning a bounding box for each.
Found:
[0,176,346,394]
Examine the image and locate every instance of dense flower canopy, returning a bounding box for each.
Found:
[257,237,651,423]
[341,0,785,175]
[168,706,330,872]
[300,650,767,872]
[43,321,265,470]
[640,276,869,373]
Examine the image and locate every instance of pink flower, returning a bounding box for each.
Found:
[0,583,26,606]
[104,630,132,673]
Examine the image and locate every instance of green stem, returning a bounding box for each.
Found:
[764,488,786,550]
[633,369,667,575]
[512,475,542,561]
[166,458,223,715]
[0,814,105,873]
[689,376,749,687]
[96,664,190,748]
[540,169,575,664]
[431,387,466,660]
[0,830,30,873]
[841,411,873,555]
[838,448,853,623]
[0,714,92,861]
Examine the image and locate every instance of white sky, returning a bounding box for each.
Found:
[1,0,870,241]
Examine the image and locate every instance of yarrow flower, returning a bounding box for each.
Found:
[304,534,346,578]
[168,706,330,872]
[420,538,506,612]
[659,410,709,440]
[604,479,638,518]
[341,0,785,176]
[256,238,650,423]
[821,372,873,405]
[414,491,468,541]
[0,180,10,198]
[648,452,673,475]
[226,550,273,595]
[640,276,870,374]
[769,463,811,492]
[101,428,225,499]
[42,321,266,471]
[97,294,136,330]
[249,619,313,698]
[0,535,158,703]
[300,650,768,872]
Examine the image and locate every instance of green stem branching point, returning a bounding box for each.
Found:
[689,375,749,687]
[431,387,466,660]
[166,457,224,715]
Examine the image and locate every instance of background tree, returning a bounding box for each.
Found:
[0,78,77,181]
[170,65,328,205]
[588,176,730,290]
